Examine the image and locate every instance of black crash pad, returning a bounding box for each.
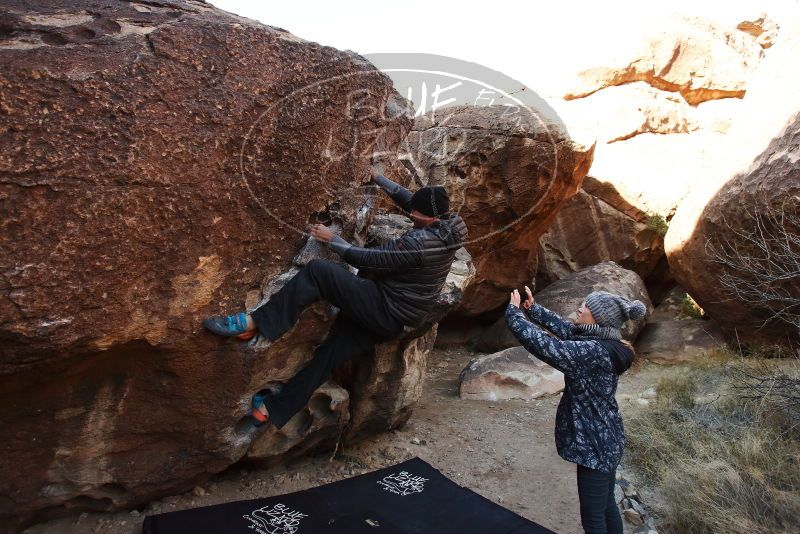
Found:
[142,457,554,534]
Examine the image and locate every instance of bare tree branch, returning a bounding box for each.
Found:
[705,201,800,335]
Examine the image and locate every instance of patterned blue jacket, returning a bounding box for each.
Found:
[505,303,631,473]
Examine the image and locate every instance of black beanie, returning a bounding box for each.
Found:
[410,186,449,217]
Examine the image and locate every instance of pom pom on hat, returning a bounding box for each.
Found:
[626,300,647,321]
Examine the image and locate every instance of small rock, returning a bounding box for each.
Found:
[623,509,644,526]
[641,387,657,399]
[192,486,207,497]
[622,481,638,498]
[635,398,650,407]
[411,437,421,445]
[630,498,647,518]
[130,510,140,517]
[614,484,624,504]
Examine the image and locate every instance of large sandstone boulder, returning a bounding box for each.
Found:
[564,15,764,105]
[393,105,594,317]
[0,0,455,528]
[556,15,771,219]
[476,262,652,353]
[459,346,564,401]
[665,13,800,347]
[537,176,665,287]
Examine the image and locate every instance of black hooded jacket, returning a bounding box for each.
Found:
[505,303,636,473]
[329,175,468,327]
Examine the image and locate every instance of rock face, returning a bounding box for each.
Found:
[636,321,725,364]
[557,15,770,219]
[476,262,652,353]
[247,382,350,464]
[665,13,800,347]
[736,13,780,49]
[393,105,594,317]
[459,346,564,401]
[634,287,725,364]
[537,176,665,287]
[564,15,764,106]
[0,0,457,528]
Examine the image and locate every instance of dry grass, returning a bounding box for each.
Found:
[626,353,800,533]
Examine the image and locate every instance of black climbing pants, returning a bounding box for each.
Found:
[576,464,623,534]
[250,259,404,428]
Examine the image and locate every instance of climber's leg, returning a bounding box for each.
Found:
[249,259,401,341]
[259,315,381,428]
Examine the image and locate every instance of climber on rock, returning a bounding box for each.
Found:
[202,165,468,429]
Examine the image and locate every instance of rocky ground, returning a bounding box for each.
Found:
[24,347,667,534]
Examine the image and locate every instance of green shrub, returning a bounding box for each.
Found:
[646,214,669,237]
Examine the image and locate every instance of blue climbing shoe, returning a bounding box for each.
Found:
[250,392,269,427]
[202,312,255,340]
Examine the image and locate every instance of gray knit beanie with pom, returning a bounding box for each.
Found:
[584,291,647,329]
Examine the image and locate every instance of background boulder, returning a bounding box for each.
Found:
[459,346,564,401]
[537,176,665,288]
[557,15,770,220]
[665,13,800,347]
[634,287,726,364]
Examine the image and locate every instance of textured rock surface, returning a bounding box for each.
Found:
[665,13,800,347]
[562,82,700,144]
[736,13,780,49]
[0,0,431,528]
[564,15,764,105]
[343,326,439,442]
[537,176,665,287]
[392,105,594,317]
[476,262,652,353]
[557,15,769,219]
[636,321,725,364]
[634,288,725,364]
[247,382,350,464]
[459,346,564,401]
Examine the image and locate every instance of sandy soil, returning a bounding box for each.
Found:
[23,347,664,534]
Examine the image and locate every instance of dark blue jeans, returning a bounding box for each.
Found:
[576,465,623,534]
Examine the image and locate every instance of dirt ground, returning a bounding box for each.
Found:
[23,347,664,534]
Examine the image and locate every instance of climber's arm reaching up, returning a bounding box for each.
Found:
[371,166,413,213]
